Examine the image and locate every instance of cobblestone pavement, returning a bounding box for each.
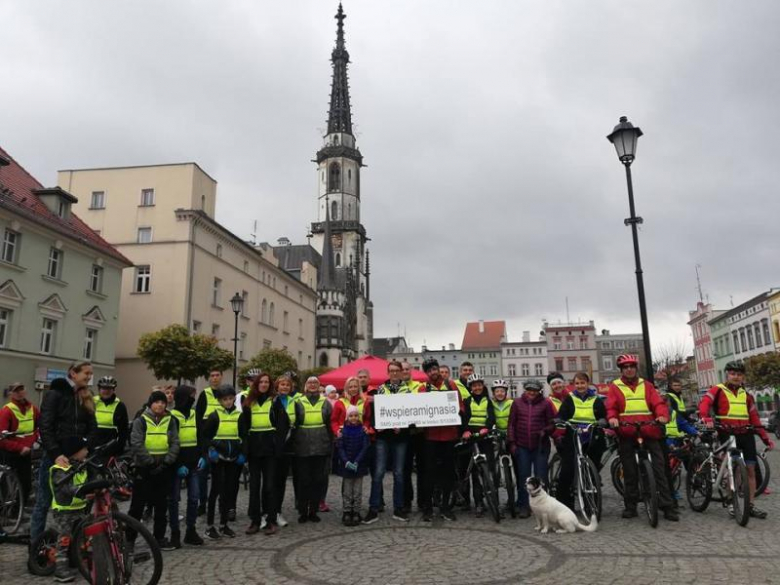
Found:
[3,449,780,584]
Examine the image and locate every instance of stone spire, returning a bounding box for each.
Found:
[318,197,338,291]
[327,3,353,135]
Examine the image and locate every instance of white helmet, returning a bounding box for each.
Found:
[491,379,509,390]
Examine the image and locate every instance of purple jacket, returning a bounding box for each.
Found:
[507,393,554,451]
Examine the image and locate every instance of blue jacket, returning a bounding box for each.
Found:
[336,424,370,477]
[668,393,698,436]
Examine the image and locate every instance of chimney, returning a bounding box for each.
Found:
[442,346,446,351]
[478,320,485,334]
[421,344,427,352]
[449,343,455,350]
[522,330,530,342]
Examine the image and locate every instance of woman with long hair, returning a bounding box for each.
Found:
[244,372,288,535]
[272,373,297,527]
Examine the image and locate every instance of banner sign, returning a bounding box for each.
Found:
[373,391,461,429]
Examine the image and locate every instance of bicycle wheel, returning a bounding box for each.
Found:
[75,512,163,585]
[501,457,516,518]
[755,452,770,497]
[477,461,500,523]
[732,458,750,527]
[638,458,658,528]
[686,450,712,512]
[547,453,561,497]
[610,457,625,496]
[576,457,602,522]
[0,468,24,534]
[27,528,58,576]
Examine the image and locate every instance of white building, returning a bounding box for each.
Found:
[501,331,548,397]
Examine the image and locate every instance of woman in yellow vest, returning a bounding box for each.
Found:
[293,376,334,523]
[202,384,248,540]
[0,382,40,505]
[128,390,180,550]
[554,372,607,511]
[272,373,298,528]
[462,374,496,517]
[244,373,288,536]
[92,376,129,460]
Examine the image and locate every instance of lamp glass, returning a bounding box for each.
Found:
[230,293,244,314]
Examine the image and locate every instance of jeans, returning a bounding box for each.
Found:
[369,439,407,512]
[30,453,54,542]
[514,445,550,508]
[169,467,200,532]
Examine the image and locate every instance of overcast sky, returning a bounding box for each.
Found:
[3,1,779,356]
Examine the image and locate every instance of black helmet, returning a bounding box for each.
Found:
[523,379,543,392]
[421,358,440,373]
[724,361,745,373]
[97,375,118,389]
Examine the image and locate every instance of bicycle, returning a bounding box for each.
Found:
[755,447,771,497]
[28,440,163,584]
[492,432,516,518]
[615,421,663,528]
[0,431,24,535]
[611,434,696,497]
[553,420,603,522]
[452,432,501,523]
[686,424,760,527]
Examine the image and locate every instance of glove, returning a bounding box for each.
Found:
[479,428,489,437]
[345,461,358,472]
[462,431,472,440]
[763,438,775,451]
[197,457,207,471]
[236,454,246,466]
[208,448,220,463]
[177,465,189,478]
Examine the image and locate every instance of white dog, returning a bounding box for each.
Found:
[525,476,598,534]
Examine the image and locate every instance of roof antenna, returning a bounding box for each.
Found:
[695,264,704,303]
[250,220,258,246]
[565,297,570,323]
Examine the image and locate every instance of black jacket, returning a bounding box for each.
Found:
[39,378,97,460]
[94,394,129,458]
[242,394,288,458]
[202,406,249,462]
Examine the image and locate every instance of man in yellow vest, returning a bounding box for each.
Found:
[606,354,678,522]
[0,382,40,505]
[128,390,180,550]
[699,361,774,519]
[454,361,475,401]
[195,369,223,516]
[92,376,129,460]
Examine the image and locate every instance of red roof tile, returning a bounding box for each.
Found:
[461,320,507,350]
[0,146,130,266]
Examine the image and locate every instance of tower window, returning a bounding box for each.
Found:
[331,200,338,220]
[328,162,341,192]
[335,253,341,267]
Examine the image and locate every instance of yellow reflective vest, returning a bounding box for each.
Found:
[613,379,651,416]
[716,384,749,421]
[454,379,471,401]
[50,464,87,512]
[300,395,327,429]
[339,396,365,418]
[468,396,489,428]
[171,408,198,447]
[143,414,172,455]
[570,394,597,424]
[492,399,511,432]
[202,387,220,420]
[249,399,275,433]
[215,407,241,439]
[665,393,685,438]
[93,396,120,430]
[4,402,35,437]
[549,396,562,414]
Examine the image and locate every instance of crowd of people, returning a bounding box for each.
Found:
[0,355,773,582]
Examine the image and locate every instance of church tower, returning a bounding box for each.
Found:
[311,3,372,367]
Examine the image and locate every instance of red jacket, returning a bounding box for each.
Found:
[606,377,667,441]
[330,394,369,436]
[0,399,40,453]
[699,384,769,442]
[420,379,465,442]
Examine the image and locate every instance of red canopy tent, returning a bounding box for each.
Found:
[316,355,427,390]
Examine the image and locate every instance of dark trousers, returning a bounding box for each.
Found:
[207,460,239,526]
[617,437,673,510]
[198,460,209,508]
[248,456,277,524]
[468,439,495,506]
[403,433,425,509]
[295,456,327,515]
[420,440,456,513]
[557,432,606,509]
[275,455,292,513]
[169,467,200,532]
[128,468,171,540]
[659,440,676,495]
[230,463,243,513]
[1,452,32,504]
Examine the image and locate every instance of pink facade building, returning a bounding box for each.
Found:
[688,302,723,390]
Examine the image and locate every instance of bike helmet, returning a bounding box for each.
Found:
[467,373,485,387]
[97,375,118,389]
[724,361,745,373]
[491,379,509,390]
[616,354,639,368]
[523,379,543,392]
[245,368,261,379]
[421,357,440,373]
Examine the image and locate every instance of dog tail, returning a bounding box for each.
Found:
[578,514,598,532]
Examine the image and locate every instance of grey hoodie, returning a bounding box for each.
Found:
[130,406,180,469]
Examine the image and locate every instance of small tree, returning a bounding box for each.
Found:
[238,348,299,383]
[137,324,233,383]
[745,353,780,390]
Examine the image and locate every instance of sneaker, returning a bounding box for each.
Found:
[260,514,268,530]
[517,507,531,519]
[362,509,379,524]
[245,523,260,535]
[749,505,768,519]
[277,514,289,527]
[183,527,204,546]
[728,505,735,518]
[54,567,76,583]
[263,523,278,536]
[319,500,330,513]
[342,512,351,526]
[621,507,638,519]
[157,538,176,551]
[662,508,679,522]
[220,525,236,538]
[298,514,308,524]
[762,487,772,495]
[228,509,236,522]
[441,510,457,522]
[169,531,182,549]
[421,511,433,522]
[475,505,485,518]
[206,526,221,540]
[392,510,409,522]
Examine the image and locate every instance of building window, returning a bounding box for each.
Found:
[211,323,220,338]
[263,339,272,350]
[2,229,19,264]
[733,332,741,354]
[83,328,97,360]
[521,364,529,376]
[582,356,592,372]
[239,332,246,359]
[261,299,267,323]
[0,309,9,348]
[754,323,763,347]
[579,336,588,349]
[140,188,155,207]
[57,200,68,218]
[47,248,62,279]
[192,320,202,333]
[212,278,222,307]
[555,358,564,371]
[243,260,249,273]
[567,357,577,371]
[490,365,497,376]
[328,162,341,192]
[603,356,613,371]
[763,320,772,347]
[508,364,516,376]
[90,265,104,293]
[269,303,275,327]
[40,318,56,354]
[335,253,341,267]
[746,328,754,350]
[137,227,152,244]
[90,191,105,209]
[553,342,561,350]
[298,318,303,337]
[535,363,544,376]
[134,265,151,293]
[216,244,223,258]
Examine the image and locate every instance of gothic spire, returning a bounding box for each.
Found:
[318,197,338,291]
[327,3,353,135]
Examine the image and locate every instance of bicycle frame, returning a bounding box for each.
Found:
[706,434,743,495]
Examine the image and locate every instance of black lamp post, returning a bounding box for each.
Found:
[230,292,244,388]
[607,116,654,383]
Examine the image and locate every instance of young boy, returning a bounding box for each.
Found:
[202,384,248,539]
[337,405,370,526]
[48,437,89,583]
[490,380,512,436]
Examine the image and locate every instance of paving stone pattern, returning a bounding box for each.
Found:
[3,450,780,584]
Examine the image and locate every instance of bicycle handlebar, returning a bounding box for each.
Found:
[555,420,607,431]
[0,430,19,440]
[54,439,118,486]
[618,421,664,428]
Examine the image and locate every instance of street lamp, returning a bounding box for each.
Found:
[230,292,244,388]
[607,116,653,382]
